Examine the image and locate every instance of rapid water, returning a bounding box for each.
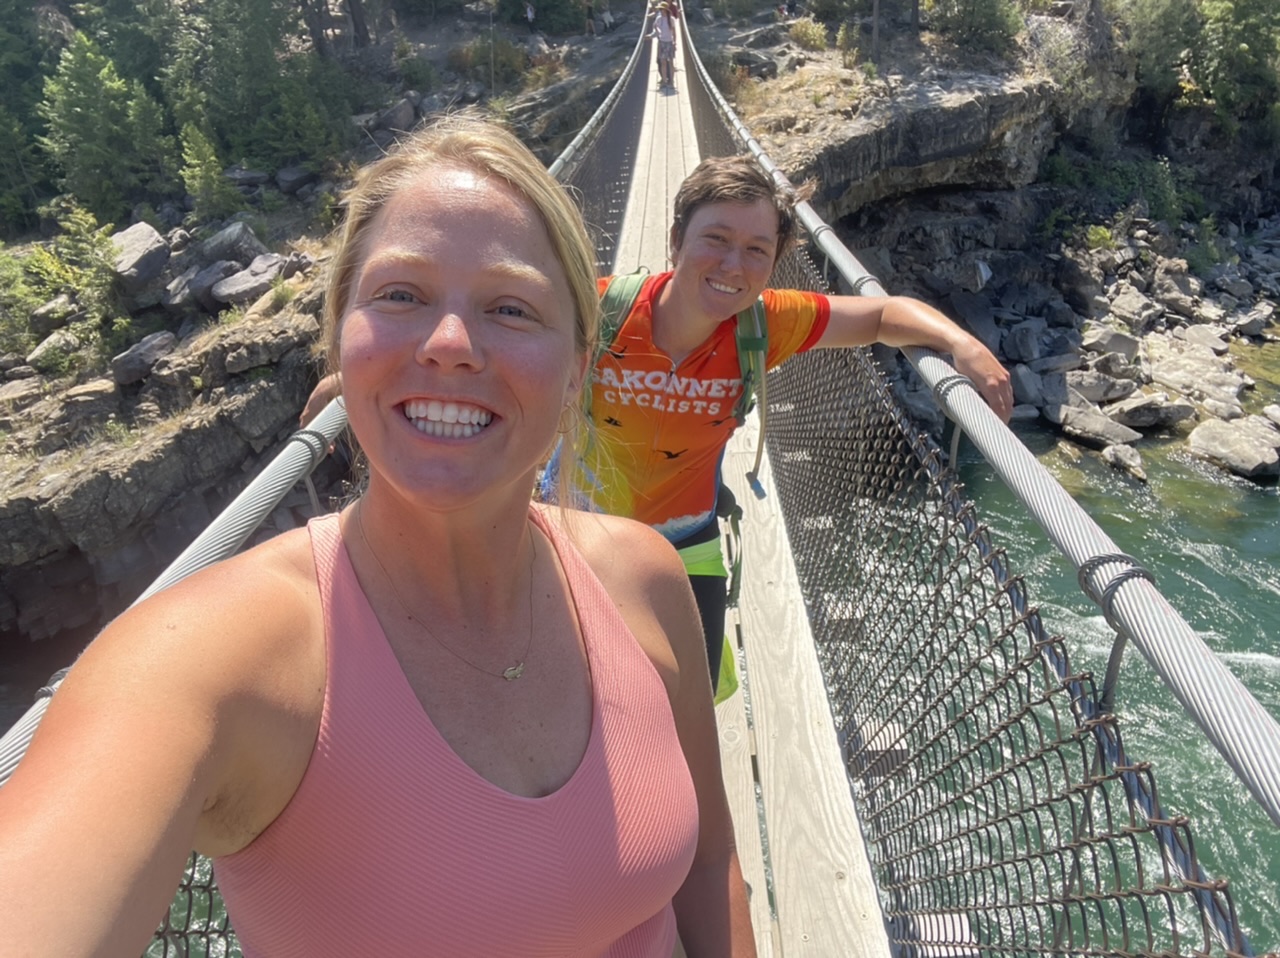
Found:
[956,339,1280,949]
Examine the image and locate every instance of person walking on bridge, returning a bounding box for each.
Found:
[649,2,677,90]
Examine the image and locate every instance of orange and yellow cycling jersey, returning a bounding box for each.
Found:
[550,271,829,543]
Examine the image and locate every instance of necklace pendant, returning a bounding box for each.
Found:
[502,661,525,681]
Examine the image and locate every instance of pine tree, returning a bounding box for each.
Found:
[38,33,136,219]
[180,124,242,220]
[38,32,178,221]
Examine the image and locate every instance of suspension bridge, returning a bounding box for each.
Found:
[3,10,1279,957]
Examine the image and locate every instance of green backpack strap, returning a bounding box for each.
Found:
[733,296,768,500]
[585,269,649,422]
[722,296,767,610]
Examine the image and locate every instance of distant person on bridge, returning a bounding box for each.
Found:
[0,114,757,958]
[649,2,677,90]
[525,0,536,32]
[303,156,1013,691]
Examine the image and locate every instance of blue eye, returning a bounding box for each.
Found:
[381,289,418,303]
[496,304,528,318]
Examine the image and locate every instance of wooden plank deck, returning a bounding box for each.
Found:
[610,31,890,956]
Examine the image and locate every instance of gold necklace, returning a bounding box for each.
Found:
[355,503,536,681]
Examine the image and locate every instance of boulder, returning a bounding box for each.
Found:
[1090,351,1142,381]
[1151,263,1201,318]
[111,222,171,293]
[1145,333,1246,408]
[161,264,202,313]
[1188,418,1280,479]
[1043,299,1079,328]
[1002,318,1046,363]
[276,165,318,195]
[29,293,83,338]
[732,50,778,79]
[1231,302,1275,337]
[1175,324,1229,355]
[375,97,417,133]
[1010,364,1043,407]
[111,331,179,385]
[223,165,272,188]
[1027,352,1082,375]
[196,222,269,267]
[1081,325,1139,361]
[947,291,1001,354]
[192,260,241,314]
[1102,391,1195,430]
[1053,404,1143,448]
[1108,285,1163,329]
[211,253,286,306]
[1101,443,1146,481]
[1057,252,1106,317]
[1066,368,1135,404]
[26,328,82,372]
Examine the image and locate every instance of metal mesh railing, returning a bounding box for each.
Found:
[676,21,1272,957]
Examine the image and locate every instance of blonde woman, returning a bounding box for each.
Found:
[0,114,756,958]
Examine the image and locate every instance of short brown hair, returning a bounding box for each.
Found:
[669,155,813,263]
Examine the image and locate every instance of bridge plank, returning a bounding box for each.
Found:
[723,414,890,958]
[715,671,778,958]
[611,37,701,274]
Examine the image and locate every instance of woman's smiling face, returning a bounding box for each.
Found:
[339,165,583,508]
[668,198,779,325]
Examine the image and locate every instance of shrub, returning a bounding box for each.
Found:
[924,0,1022,55]
[446,37,527,90]
[1084,224,1115,250]
[788,17,829,51]
[835,22,859,69]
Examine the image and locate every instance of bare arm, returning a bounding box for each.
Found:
[574,515,756,957]
[300,371,342,427]
[0,536,322,958]
[816,294,1013,422]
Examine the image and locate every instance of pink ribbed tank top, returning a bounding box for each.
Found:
[214,509,699,957]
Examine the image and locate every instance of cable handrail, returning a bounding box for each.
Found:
[0,398,350,787]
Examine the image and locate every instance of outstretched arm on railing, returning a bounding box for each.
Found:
[814,294,1014,422]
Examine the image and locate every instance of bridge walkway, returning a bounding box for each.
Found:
[613,32,891,958]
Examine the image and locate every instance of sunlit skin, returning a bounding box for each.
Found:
[339,166,586,515]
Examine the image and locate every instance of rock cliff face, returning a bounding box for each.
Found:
[770,75,1058,221]
[0,281,347,643]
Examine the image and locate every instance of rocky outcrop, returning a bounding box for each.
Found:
[0,278,341,643]
[772,75,1059,221]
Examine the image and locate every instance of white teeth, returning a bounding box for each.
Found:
[403,399,492,436]
[708,280,738,294]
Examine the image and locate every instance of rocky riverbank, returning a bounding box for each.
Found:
[1,0,1277,649]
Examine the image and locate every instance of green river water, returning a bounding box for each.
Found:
[956,340,1280,948]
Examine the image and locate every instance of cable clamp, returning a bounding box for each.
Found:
[287,428,332,470]
[931,373,974,408]
[850,274,879,295]
[1077,553,1156,630]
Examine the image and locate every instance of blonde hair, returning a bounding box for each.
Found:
[320,110,600,502]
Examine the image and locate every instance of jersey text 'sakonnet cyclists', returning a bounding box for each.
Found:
[569,271,829,543]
